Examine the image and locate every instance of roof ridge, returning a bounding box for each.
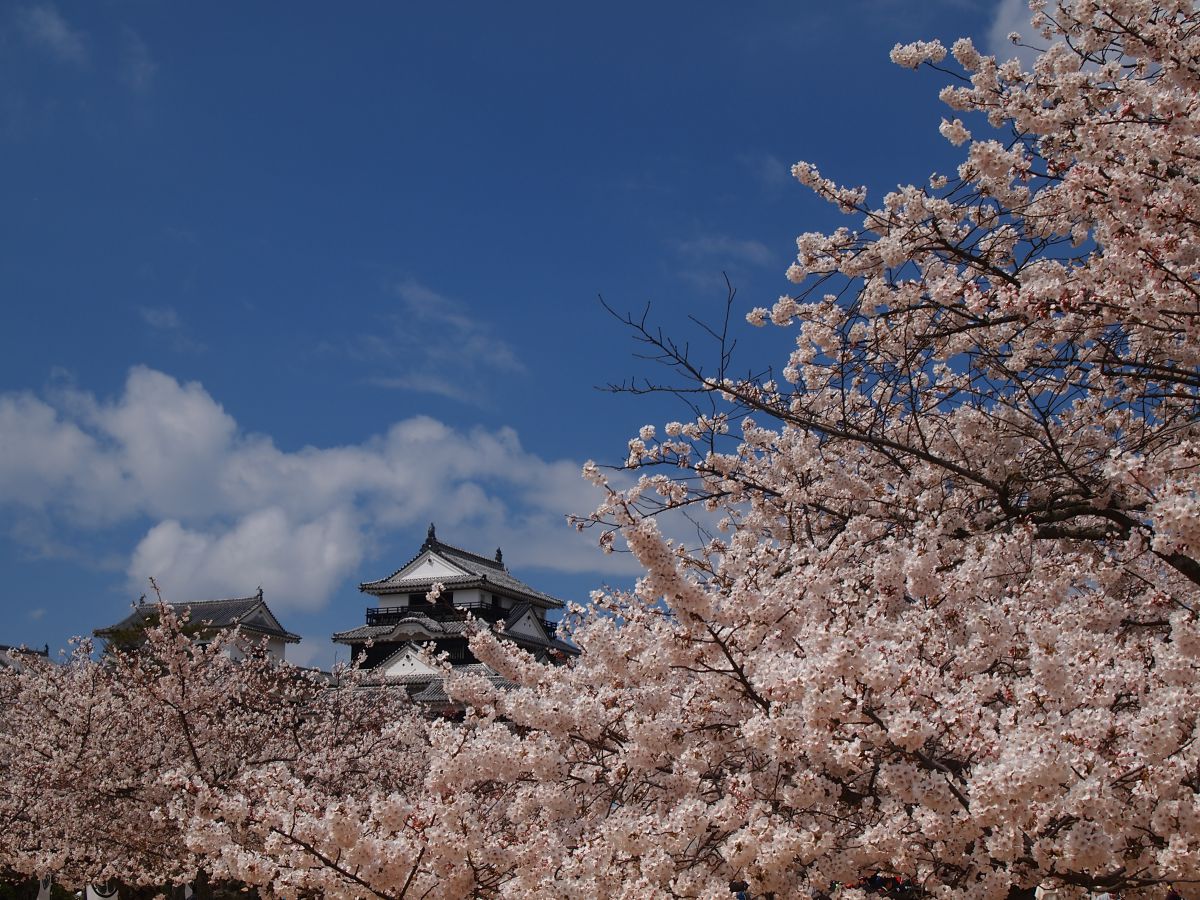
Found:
[361,547,427,588]
[430,538,505,570]
[163,596,259,607]
[360,533,507,591]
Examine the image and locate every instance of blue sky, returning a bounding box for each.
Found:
[0,0,1030,667]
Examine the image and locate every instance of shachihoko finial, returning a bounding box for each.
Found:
[495,547,503,565]
[427,522,437,543]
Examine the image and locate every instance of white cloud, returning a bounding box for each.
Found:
[18,4,87,65]
[285,633,340,669]
[365,373,473,403]
[139,306,180,331]
[130,508,364,613]
[138,306,205,353]
[0,367,637,613]
[986,0,1042,66]
[738,152,791,191]
[120,26,156,94]
[674,235,775,268]
[350,279,524,402]
[0,392,98,509]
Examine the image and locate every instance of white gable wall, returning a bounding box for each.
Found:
[382,646,440,677]
[508,609,548,642]
[385,551,469,584]
[241,609,275,630]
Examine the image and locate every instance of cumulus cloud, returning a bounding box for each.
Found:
[18,3,87,65]
[0,367,634,613]
[131,508,364,612]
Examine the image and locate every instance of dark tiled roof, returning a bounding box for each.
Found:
[333,605,577,655]
[410,673,519,705]
[360,533,565,609]
[500,629,578,656]
[333,613,470,644]
[96,596,300,643]
[505,602,532,625]
[370,672,440,686]
[334,603,578,656]
[332,623,394,642]
[364,662,496,686]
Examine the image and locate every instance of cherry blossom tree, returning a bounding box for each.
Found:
[0,605,425,898]
[438,1,1200,897]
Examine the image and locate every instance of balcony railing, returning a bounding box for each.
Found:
[365,606,411,626]
[366,598,488,626]
[365,596,551,628]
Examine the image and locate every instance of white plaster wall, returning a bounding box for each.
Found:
[509,610,546,640]
[454,588,483,608]
[384,648,439,677]
[220,636,287,663]
[389,551,467,583]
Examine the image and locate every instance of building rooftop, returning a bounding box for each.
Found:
[359,523,565,609]
[95,591,300,645]
[333,606,576,656]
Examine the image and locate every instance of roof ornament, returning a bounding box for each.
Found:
[495,547,503,565]
[137,593,146,606]
[256,586,264,601]
[426,522,437,545]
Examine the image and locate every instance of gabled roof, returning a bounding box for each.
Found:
[332,605,577,656]
[96,594,301,644]
[331,623,394,642]
[360,524,565,609]
[333,613,471,644]
[372,644,442,678]
[500,604,578,656]
[364,662,495,686]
